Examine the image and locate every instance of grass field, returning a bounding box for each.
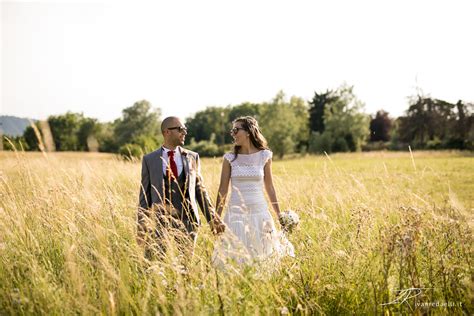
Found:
[0,150,473,315]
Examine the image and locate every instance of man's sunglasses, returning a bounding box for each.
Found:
[168,126,188,133]
[230,127,246,134]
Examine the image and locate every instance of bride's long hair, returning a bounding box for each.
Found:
[232,116,269,161]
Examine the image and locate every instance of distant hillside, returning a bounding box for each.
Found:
[0,116,33,137]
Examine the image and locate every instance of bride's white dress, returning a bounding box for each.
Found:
[212,150,294,269]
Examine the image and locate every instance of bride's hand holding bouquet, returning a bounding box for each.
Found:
[278,210,300,233]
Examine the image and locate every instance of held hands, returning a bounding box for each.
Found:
[211,217,226,235]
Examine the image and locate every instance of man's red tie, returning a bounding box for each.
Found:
[168,150,178,179]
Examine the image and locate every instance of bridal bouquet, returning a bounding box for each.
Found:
[279,210,300,233]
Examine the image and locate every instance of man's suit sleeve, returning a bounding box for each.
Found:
[194,153,216,223]
[138,157,151,235]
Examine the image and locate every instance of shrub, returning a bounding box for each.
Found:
[2,136,29,151]
[186,134,224,157]
[362,141,389,151]
[118,143,143,160]
[332,137,349,152]
[426,137,442,150]
[133,135,161,153]
[308,132,333,154]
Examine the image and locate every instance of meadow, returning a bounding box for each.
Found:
[0,150,473,315]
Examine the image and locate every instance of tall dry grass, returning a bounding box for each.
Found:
[0,150,473,314]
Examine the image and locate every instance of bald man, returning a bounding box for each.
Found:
[138,116,225,258]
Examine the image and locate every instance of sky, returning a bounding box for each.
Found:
[2,0,474,123]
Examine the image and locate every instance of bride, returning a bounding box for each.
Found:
[212,116,294,268]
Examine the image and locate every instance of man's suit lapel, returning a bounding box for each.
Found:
[156,147,164,180]
[179,147,199,222]
[179,147,190,180]
[152,148,164,199]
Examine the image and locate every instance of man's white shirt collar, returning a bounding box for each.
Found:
[162,146,180,154]
[161,146,184,175]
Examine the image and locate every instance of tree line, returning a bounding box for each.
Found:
[3,84,473,157]
[3,100,163,157]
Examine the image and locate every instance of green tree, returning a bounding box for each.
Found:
[323,85,370,152]
[2,135,29,151]
[187,133,224,157]
[396,95,467,148]
[308,132,333,154]
[23,124,43,151]
[113,100,162,149]
[446,101,474,149]
[308,89,337,133]
[290,95,310,151]
[259,91,308,158]
[97,122,119,153]
[308,84,370,153]
[185,107,230,145]
[228,102,261,121]
[77,118,102,151]
[369,110,392,142]
[48,112,84,151]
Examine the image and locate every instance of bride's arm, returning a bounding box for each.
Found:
[216,159,231,217]
[264,159,281,217]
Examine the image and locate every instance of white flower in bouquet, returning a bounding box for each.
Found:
[279,210,300,233]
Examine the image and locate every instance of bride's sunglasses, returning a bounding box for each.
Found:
[230,127,246,135]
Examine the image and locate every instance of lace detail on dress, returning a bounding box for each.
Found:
[223,150,273,178]
[261,150,273,165]
[223,152,234,163]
